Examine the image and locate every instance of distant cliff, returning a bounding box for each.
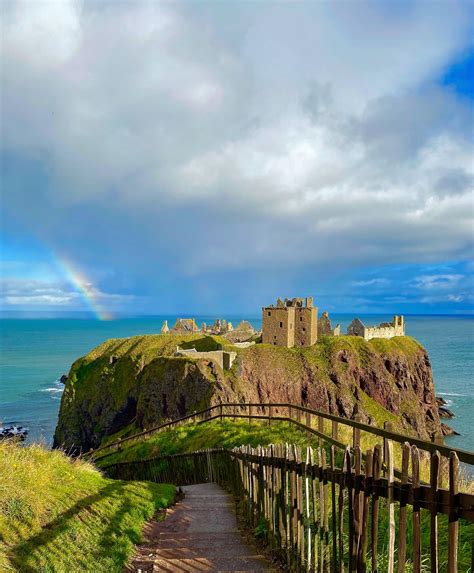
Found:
[53,333,443,453]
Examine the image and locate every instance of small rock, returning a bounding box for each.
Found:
[438,407,455,419]
[60,374,68,384]
[0,425,28,441]
[109,355,118,365]
[441,423,460,437]
[436,396,447,406]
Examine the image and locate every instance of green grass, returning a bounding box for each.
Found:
[96,419,315,466]
[0,440,175,572]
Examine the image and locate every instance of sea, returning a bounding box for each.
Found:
[0,315,473,452]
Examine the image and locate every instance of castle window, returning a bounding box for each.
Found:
[302,327,306,332]
[268,311,271,316]
[280,322,283,328]
[300,316,303,321]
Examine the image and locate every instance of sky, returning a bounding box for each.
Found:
[1,0,473,318]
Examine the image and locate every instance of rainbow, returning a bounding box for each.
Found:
[55,255,114,321]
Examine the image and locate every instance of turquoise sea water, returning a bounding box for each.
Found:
[0,315,473,452]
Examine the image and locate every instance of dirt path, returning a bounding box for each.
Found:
[126,482,276,572]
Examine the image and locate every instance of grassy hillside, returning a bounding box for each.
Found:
[95,419,314,466]
[0,440,175,572]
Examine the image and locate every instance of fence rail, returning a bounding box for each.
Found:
[88,402,474,468]
[104,443,474,572]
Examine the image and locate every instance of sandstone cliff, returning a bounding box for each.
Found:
[53,334,442,453]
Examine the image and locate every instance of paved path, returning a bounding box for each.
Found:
[127,482,276,572]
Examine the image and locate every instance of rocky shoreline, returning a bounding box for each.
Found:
[0,425,28,441]
[436,396,459,437]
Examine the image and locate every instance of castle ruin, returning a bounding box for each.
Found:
[262,297,318,347]
[318,311,341,337]
[347,316,405,341]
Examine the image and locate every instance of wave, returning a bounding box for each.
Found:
[39,379,64,395]
[39,387,63,394]
[438,392,467,397]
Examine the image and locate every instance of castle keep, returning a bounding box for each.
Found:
[262,297,318,347]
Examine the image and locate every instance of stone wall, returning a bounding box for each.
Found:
[262,305,295,347]
[175,347,237,370]
[294,305,318,346]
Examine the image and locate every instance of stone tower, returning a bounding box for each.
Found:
[262,297,318,348]
[161,320,169,334]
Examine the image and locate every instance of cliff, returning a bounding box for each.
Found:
[53,334,443,453]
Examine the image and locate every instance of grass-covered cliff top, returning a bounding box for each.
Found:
[76,332,423,366]
[0,441,175,572]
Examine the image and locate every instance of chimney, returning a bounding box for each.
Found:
[306,297,313,308]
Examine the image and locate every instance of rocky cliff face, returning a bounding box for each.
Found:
[53,333,442,453]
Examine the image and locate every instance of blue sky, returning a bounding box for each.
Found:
[1,1,473,317]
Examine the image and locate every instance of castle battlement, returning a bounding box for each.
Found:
[262,297,318,347]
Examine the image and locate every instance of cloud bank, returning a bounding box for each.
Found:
[1,1,473,313]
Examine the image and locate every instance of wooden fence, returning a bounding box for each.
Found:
[88,402,474,472]
[104,443,474,572]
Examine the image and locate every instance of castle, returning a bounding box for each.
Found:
[262,297,405,347]
[262,297,318,347]
[160,298,406,351]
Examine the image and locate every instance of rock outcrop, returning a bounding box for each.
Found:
[53,333,443,453]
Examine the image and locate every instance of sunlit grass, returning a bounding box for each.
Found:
[0,440,175,572]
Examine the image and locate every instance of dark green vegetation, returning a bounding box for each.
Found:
[54,332,443,453]
[0,440,175,572]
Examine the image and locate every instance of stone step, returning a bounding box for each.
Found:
[155,546,262,559]
[154,533,252,549]
[153,555,276,572]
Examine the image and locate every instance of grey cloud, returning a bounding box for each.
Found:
[1,0,473,305]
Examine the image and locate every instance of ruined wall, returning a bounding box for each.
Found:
[294,305,318,346]
[262,306,295,347]
[175,348,237,370]
[348,316,405,341]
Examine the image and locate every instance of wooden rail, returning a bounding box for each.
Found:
[103,444,474,572]
[87,402,474,468]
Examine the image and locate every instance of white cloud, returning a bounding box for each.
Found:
[0,278,134,310]
[413,274,464,290]
[352,278,390,287]
[1,1,473,300]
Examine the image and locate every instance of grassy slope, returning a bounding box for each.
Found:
[0,441,175,573]
[96,419,314,466]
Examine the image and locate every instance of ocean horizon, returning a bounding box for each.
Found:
[1,314,473,452]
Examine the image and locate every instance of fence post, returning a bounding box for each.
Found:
[383,421,394,475]
[448,452,459,573]
[353,413,361,450]
[430,451,440,573]
[269,404,272,426]
[397,443,410,573]
[249,404,252,424]
[331,419,339,442]
[318,416,324,436]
